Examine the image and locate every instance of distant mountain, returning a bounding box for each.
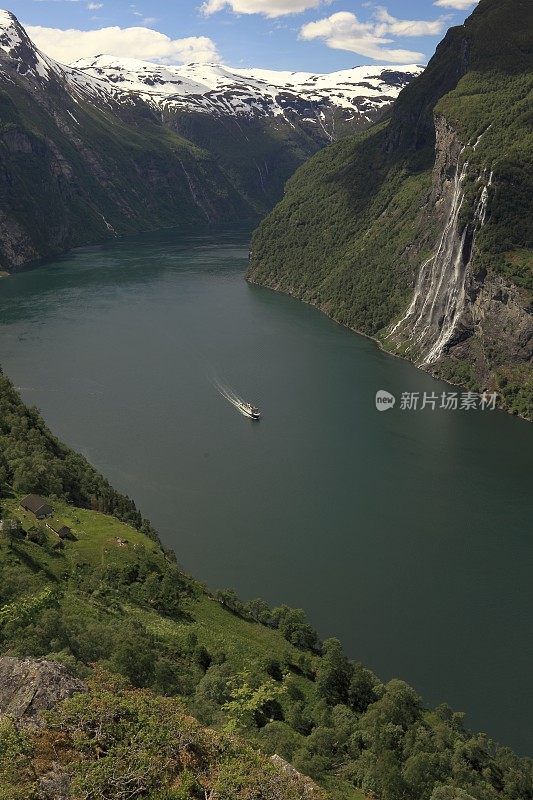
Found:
[0,9,421,272]
[73,56,421,127]
[248,0,533,418]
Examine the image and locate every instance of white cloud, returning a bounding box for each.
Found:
[300,11,429,62]
[25,24,220,64]
[87,2,103,9]
[434,0,477,8]
[202,0,333,18]
[373,7,448,37]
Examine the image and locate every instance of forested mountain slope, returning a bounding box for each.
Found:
[0,11,252,272]
[248,0,533,418]
[1,369,533,798]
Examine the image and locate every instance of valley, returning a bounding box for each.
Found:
[0,0,531,797]
[0,227,531,756]
[0,9,420,272]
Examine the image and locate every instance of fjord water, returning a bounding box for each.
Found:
[0,228,531,754]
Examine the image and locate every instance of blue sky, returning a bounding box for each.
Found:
[6,0,479,70]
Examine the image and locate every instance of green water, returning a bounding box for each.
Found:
[0,227,531,753]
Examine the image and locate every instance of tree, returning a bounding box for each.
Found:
[244,597,274,626]
[403,752,450,800]
[0,511,23,543]
[26,524,47,546]
[366,750,409,800]
[152,658,192,697]
[222,671,287,732]
[111,629,156,687]
[0,456,8,494]
[316,638,352,706]
[257,721,303,761]
[348,662,379,713]
[272,606,319,651]
[215,588,243,614]
[195,662,233,706]
[361,679,421,745]
[261,656,283,681]
[193,645,211,672]
[430,789,477,800]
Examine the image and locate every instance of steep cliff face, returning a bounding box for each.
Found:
[385,116,529,374]
[248,0,532,417]
[385,116,520,366]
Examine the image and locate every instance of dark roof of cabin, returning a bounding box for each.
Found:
[20,495,52,515]
[47,519,71,536]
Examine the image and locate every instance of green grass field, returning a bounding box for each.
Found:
[4,496,159,569]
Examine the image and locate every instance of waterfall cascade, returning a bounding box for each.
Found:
[387,150,493,365]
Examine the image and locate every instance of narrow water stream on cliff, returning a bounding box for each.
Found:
[0,227,531,754]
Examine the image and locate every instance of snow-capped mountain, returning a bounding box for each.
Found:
[0,9,112,103]
[73,56,423,125]
[1,6,422,127]
[0,8,424,273]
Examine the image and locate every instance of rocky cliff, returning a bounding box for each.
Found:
[0,656,87,720]
[248,0,532,417]
[386,116,532,386]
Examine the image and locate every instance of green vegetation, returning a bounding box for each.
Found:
[0,64,257,272]
[248,0,532,418]
[1,377,532,799]
[0,368,153,532]
[167,111,329,215]
[1,674,326,800]
[494,364,533,419]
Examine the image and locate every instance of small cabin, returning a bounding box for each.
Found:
[20,495,53,520]
[47,519,75,541]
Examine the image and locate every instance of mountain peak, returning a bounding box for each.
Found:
[0,8,56,80]
[0,9,22,50]
[0,8,16,26]
[1,10,423,121]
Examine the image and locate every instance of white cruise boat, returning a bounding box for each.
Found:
[238,401,261,420]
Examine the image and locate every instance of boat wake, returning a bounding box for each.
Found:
[212,377,252,418]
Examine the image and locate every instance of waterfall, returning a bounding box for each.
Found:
[387,156,493,365]
[477,170,493,226]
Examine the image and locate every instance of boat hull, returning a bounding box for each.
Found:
[238,404,261,420]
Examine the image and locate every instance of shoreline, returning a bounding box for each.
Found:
[246,275,531,423]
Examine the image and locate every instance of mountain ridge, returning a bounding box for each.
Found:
[0,8,422,273]
[72,55,422,125]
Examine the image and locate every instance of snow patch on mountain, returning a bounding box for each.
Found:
[0,9,55,80]
[73,56,424,119]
